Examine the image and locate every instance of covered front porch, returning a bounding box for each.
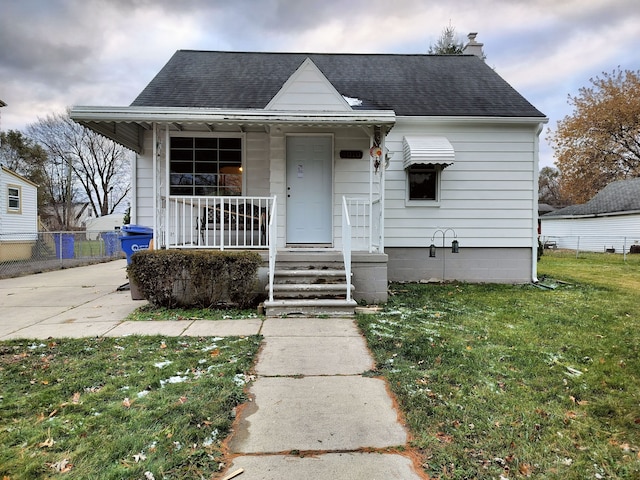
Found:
[71,107,395,312]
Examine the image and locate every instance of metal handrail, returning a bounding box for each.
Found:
[268,196,277,302]
[342,196,352,302]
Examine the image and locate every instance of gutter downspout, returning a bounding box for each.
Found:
[531,121,545,283]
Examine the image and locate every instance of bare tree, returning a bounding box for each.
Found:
[27,111,131,228]
[538,166,568,207]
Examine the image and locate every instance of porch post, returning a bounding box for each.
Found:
[379,127,386,252]
[152,123,157,249]
[164,126,170,249]
[369,132,374,253]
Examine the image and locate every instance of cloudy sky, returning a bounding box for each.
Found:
[1,0,638,168]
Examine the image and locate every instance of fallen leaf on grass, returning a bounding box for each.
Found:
[47,459,73,473]
[122,397,132,408]
[72,392,81,404]
[39,437,55,448]
[435,432,454,443]
[519,463,533,476]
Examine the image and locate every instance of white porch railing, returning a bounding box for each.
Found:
[343,196,382,253]
[165,196,275,250]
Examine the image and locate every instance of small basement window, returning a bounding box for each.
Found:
[7,185,21,213]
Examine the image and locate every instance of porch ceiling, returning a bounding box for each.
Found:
[70,106,396,154]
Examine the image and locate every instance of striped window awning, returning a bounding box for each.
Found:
[402,136,455,169]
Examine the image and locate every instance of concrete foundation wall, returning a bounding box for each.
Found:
[0,241,35,262]
[351,252,388,304]
[387,247,533,284]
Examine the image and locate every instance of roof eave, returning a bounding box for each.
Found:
[542,209,640,219]
[71,105,397,123]
[70,106,397,153]
[397,115,549,125]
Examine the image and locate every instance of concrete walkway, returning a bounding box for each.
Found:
[0,260,424,479]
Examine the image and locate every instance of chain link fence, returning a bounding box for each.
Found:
[540,235,640,259]
[0,230,124,279]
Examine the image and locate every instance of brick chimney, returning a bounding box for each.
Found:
[463,32,485,59]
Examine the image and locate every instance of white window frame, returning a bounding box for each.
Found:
[405,165,441,207]
[7,185,21,213]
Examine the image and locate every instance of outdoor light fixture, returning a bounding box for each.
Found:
[429,228,460,281]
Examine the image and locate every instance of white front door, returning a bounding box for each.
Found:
[286,136,333,244]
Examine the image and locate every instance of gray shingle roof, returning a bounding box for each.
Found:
[545,178,640,217]
[131,51,545,118]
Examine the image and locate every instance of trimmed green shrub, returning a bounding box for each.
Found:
[127,249,262,308]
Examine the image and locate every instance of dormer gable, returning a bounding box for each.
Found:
[265,57,352,111]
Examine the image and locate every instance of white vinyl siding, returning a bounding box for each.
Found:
[383,121,538,249]
[0,168,38,239]
[266,58,351,112]
[541,214,640,252]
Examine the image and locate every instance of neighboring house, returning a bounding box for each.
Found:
[40,201,92,230]
[70,35,547,312]
[541,178,640,253]
[85,213,123,240]
[0,166,38,261]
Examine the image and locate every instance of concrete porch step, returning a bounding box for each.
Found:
[274,268,347,283]
[269,282,354,299]
[263,299,357,317]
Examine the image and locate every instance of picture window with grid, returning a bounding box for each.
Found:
[170,137,242,196]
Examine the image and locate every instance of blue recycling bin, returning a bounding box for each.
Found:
[54,233,75,259]
[119,224,153,264]
[101,231,120,256]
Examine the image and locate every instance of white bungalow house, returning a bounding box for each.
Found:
[0,166,38,261]
[70,36,547,314]
[541,178,640,253]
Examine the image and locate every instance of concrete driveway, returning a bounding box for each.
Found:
[0,260,141,339]
[0,259,265,340]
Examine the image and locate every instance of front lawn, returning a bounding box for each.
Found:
[358,251,640,479]
[0,335,261,480]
